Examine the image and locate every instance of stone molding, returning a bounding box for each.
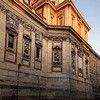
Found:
[0,3,42,33]
[43,34,71,41]
[0,3,8,14]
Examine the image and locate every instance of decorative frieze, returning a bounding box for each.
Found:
[0,3,8,14]
[0,3,41,33]
[43,34,71,42]
[17,17,36,31]
[78,48,84,57]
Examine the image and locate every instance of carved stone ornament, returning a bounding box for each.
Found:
[23,41,30,59]
[6,11,18,25]
[35,33,40,40]
[6,23,18,34]
[0,3,37,32]
[78,48,84,57]
[78,68,83,76]
[0,4,8,14]
[83,48,89,56]
[24,44,29,54]
[43,34,71,41]
[53,46,62,65]
[23,34,32,41]
[23,34,31,59]
[78,69,83,77]
[17,17,35,31]
[85,57,88,65]
[71,48,76,55]
[53,45,61,50]
[35,40,42,47]
[71,48,76,74]
[54,50,60,63]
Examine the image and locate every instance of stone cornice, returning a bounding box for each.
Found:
[12,0,48,28]
[43,34,70,41]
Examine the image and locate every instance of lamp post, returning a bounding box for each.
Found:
[84,78,87,100]
[16,63,21,100]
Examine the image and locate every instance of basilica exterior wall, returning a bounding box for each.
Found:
[0,0,100,100]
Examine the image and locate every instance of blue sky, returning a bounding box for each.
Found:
[73,0,100,55]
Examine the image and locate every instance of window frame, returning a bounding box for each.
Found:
[35,45,41,61]
[6,30,17,52]
[8,33,14,49]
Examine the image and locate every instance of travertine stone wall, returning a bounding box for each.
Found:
[0,0,99,100]
[42,39,48,72]
[30,31,35,69]
[62,41,70,74]
[0,12,6,62]
[47,40,52,73]
[17,24,23,65]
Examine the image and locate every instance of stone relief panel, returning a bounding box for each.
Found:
[77,47,84,77]
[23,34,31,58]
[52,41,62,72]
[22,33,31,67]
[71,46,76,74]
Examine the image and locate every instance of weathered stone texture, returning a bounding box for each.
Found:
[0,12,6,62]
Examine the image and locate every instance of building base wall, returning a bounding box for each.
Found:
[0,76,96,100]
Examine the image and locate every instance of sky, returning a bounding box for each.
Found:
[72,0,100,55]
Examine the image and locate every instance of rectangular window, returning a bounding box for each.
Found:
[35,32,42,70]
[35,46,41,70]
[36,46,40,59]
[8,34,14,49]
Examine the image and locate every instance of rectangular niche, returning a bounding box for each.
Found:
[22,30,32,67]
[34,30,42,70]
[52,41,62,72]
[78,48,83,77]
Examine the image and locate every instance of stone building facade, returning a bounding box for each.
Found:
[0,0,100,100]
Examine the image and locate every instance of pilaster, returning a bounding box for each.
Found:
[62,40,70,75]
[17,24,23,64]
[47,40,52,72]
[0,12,6,62]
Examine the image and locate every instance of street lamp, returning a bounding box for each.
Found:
[84,78,87,100]
[17,63,21,100]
